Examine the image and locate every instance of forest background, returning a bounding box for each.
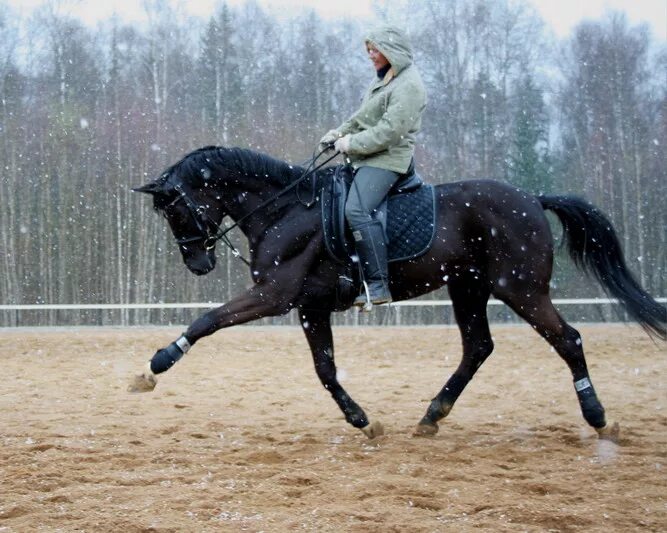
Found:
[0,0,665,326]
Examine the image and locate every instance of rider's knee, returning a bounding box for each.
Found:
[344,201,369,228]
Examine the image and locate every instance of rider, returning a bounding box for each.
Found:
[319,25,427,308]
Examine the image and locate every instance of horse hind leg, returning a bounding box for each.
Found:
[415,281,494,436]
[499,291,619,442]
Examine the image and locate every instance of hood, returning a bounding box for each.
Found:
[365,25,413,75]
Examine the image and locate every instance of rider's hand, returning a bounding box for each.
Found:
[334,135,351,154]
[319,129,340,151]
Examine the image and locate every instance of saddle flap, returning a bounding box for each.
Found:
[321,166,354,261]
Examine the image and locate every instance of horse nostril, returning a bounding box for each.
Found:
[186,255,215,276]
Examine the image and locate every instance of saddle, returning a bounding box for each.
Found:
[320,162,436,264]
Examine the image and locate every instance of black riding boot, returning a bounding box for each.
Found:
[351,221,392,309]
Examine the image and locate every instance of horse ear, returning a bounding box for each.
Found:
[132,181,163,195]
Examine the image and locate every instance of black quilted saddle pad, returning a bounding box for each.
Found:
[386,184,436,262]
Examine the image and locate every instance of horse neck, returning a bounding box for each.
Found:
[215,148,302,238]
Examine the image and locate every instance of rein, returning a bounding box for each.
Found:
[173,146,340,266]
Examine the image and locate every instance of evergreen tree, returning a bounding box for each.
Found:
[468,72,505,178]
[507,76,552,193]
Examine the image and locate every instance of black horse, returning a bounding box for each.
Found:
[130,146,666,441]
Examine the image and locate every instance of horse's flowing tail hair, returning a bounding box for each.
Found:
[539,195,666,340]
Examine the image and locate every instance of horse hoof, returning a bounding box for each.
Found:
[127,363,157,393]
[413,422,439,437]
[360,420,384,439]
[596,421,620,443]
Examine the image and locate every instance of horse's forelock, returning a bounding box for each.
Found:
[146,172,175,212]
[149,147,225,212]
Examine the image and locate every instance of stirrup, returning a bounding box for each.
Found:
[353,281,391,312]
[353,282,372,311]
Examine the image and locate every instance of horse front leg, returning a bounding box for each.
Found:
[129,236,322,392]
[127,283,295,393]
[299,309,384,439]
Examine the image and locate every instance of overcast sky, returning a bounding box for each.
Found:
[7,0,667,41]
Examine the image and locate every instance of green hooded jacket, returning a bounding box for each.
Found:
[337,26,427,174]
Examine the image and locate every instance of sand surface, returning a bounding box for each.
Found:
[0,324,665,532]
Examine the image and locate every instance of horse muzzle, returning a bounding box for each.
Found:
[184,250,216,276]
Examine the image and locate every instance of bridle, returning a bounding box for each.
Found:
[166,146,340,267]
[168,183,228,251]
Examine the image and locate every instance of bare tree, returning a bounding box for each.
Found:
[557,13,663,293]
[0,1,663,326]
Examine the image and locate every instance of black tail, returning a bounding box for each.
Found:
[539,194,666,340]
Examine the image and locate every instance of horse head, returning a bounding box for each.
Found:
[133,172,223,276]
[135,145,312,278]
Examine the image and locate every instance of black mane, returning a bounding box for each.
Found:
[163,146,306,189]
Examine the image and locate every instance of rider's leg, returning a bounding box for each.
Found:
[345,166,400,307]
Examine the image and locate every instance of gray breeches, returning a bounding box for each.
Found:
[344,166,400,228]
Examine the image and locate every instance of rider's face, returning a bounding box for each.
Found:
[367,44,389,71]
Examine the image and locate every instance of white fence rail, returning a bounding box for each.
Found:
[1,298,665,311]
